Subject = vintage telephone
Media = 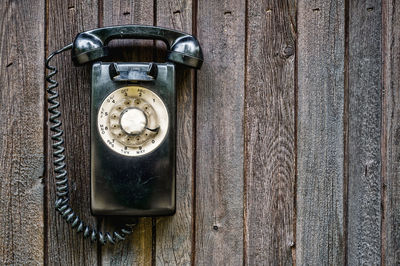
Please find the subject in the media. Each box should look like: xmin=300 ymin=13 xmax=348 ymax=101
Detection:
xmin=45 ymin=25 xmax=203 ymax=244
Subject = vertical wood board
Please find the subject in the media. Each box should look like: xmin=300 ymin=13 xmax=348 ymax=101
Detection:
xmin=382 ymin=0 xmax=400 ymax=264
xmin=245 ymin=0 xmax=296 ymax=265
xmin=195 ymin=0 xmax=246 ymax=264
xmin=347 ymin=1 xmax=382 ymax=264
xmin=296 ymin=0 xmax=346 ymax=264
xmin=0 ymin=0 xmax=45 ymax=265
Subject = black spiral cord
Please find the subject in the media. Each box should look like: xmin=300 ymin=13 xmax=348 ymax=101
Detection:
xmin=45 ymin=44 xmax=136 ymax=245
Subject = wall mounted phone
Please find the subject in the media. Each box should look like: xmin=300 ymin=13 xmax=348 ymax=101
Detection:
xmin=45 ymin=25 xmax=203 ymax=244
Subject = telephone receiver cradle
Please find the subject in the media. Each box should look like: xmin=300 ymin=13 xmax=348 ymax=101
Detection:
xmin=46 ymin=25 xmax=203 ymax=244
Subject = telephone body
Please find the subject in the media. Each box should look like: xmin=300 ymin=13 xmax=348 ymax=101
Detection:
xmin=71 ymin=26 xmax=203 ymax=217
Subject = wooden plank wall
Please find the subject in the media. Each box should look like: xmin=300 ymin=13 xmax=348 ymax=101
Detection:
xmin=1 ymin=0 xmax=399 ymax=265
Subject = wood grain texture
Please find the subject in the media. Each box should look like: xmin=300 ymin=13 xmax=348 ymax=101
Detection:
xmin=100 ymin=0 xmax=154 ymax=265
xmin=156 ymin=1 xmax=195 ymax=265
xmin=195 ymin=0 xmax=245 ymax=264
xmin=46 ymin=0 xmax=99 ymax=265
xmin=296 ymin=0 xmax=346 ymax=264
xmin=0 ymin=0 xmax=45 ymax=265
xmin=245 ymin=0 xmax=296 ymax=265
xmin=0 ymin=1 xmax=395 ymax=264
xmin=347 ymin=1 xmax=382 ymax=265
xmin=383 ymin=0 xmax=400 ymax=264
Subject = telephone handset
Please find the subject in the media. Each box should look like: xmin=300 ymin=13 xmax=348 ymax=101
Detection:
xmin=71 ymin=25 xmax=203 ymax=68
xmin=46 ymin=25 xmax=203 ymax=245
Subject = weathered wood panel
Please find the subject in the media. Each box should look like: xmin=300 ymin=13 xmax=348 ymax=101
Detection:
xmin=100 ymin=1 xmax=154 ymax=265
xmin=0 ymin=0 xmax=45 ymax=265
xmin=382 ymin=0 xmax=400 ymax=264
xmin=245 ymin=0 xmax=296 ymax=265
xmin=46 ymin=0 xmax=99 ymax=265
xmin=296 ymin=0 xmax=346 ymax=264
xmin=156 ymin=1 xmax=195 ymax=265
xmin=1 ymin=0 xmax=397 ymax=264
xmin=195 ymin=0 xmax=245 ymax=264
xmin=347 ymin=1 xmax=382 ymax=265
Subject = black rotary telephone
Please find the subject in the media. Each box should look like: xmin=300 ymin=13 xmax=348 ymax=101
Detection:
xmin=45 ymin=25 xmax=203 ymax=245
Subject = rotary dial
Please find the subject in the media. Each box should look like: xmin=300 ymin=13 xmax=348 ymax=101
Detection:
xmin=97 ymin=86 xmax=168 ymax=156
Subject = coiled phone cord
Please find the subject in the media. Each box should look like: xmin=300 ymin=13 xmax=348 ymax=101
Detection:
xmin=45 ymin=44 xmax=136 ymax=245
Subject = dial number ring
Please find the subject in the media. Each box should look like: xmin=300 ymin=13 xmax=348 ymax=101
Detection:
xmin=98 ymin=86 xmax=169 ymax=156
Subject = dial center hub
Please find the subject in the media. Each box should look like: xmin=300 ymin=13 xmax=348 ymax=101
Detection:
xmin=120 ymin=108 xmax=147 ymax=135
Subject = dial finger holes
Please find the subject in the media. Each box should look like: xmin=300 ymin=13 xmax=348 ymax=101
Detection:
xmin=143 ymin=104 xmax=153 ymax=117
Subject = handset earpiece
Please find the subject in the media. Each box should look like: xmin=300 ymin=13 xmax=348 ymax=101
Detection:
xmin=71 ymin=25 xmax=203 ymax=69
xmin=71 ymin=32 xmax=109 ymax=66
xmin=167 ymin=36 xmax=203 ymax=69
